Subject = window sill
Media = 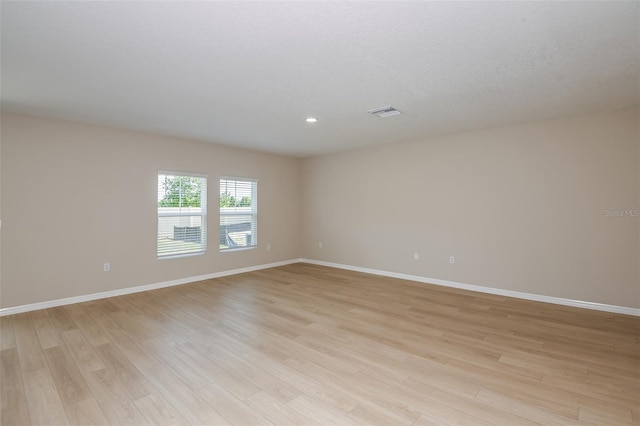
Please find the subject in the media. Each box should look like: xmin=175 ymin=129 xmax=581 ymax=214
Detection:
xmin=220 ymin=246 xmax=256 ymax=253
xmin=157 ymin=251 xmax=206 ymax=260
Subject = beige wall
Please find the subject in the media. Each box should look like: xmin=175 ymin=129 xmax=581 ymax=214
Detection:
xmin=0 ymin=114 xmax=301 ymax=308
xmin=2 ymin=109 xmax=638 ymax=310
xmin=0 ymin=116 xmax=3 ymax=294
xmin=302 ymin=108 xmax=640 ymax=309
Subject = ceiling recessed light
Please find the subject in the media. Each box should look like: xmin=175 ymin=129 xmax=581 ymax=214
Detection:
xmin=305 ymin=117 xmax=318 ymax=123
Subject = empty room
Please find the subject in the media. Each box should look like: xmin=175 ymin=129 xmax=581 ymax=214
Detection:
xmin=1 ymin=1 xmax=638 ymax=425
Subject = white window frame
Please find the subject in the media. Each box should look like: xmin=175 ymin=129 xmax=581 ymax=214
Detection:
xmin=219 ymin=177 xmax=257 ymax=251
xmin=157 ymin=171 xmax=207 ymax=258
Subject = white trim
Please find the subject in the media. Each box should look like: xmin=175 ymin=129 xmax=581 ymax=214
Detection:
xmin=299 ymin=259 xmax=640 ymax=317
xmin=220 ymin=176 xmax=258 ymax=183
xmin=159 ymin=170 xmax=208 ymax=179
xmin=220 ymin=246 xmax=257 ymax=253
xmin=0 ymin=259 xmax=301 ymax=317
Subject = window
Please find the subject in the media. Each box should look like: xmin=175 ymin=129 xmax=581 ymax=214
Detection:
xmin=220 ymin=177 xmax=257 ymax=250
xmin=157 ymin=171 xmax=207 ymax=258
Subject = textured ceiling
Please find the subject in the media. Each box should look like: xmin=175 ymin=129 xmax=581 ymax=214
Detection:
xmin=1 ymin=1 xmax=638 ymax=157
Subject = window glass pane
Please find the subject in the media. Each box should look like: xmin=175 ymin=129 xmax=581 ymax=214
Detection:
xmin=220 ymin=177 xmax=257 ymax=250
xmin=158 ymin=172 xmax=207 ymax=258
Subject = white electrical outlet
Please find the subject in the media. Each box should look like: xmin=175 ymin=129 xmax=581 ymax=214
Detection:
xmin=413 ymin=252 xmax=419 ymax=260
xmin=103 ymin=263 xmax=110 ymax=272
xmin=318 ymin=242 xmax=323 ymax=249
xmin=449 ymin=256 xmax=455 ymax=264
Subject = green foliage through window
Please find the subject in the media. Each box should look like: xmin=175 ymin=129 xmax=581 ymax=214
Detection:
xmin=220 ymin=192 xmax=251 ymax=207
xmin=158 ymin=176 xmax=202 ymax=208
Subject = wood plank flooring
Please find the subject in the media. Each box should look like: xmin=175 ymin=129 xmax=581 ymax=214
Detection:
xmin=1 ymin=263 xmax=638 ymax=425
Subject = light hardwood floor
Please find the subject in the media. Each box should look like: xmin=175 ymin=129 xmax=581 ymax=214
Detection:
xmin=1 ymin=263 xmax=638 ymax=425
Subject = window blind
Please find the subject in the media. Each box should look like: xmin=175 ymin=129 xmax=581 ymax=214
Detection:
xmin=220 ymin=177 xmax=257 ymax=250
xmin=157 ymin=171 xmax=207 ymax=258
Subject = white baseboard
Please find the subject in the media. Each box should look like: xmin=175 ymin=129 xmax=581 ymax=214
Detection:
xmin=0 ymin=259 xmax=301 ymax=317
xmin=3 ymin=257 xmax=638 ymax=317
xmin=299 ymin=258 xmax=640 ymax=317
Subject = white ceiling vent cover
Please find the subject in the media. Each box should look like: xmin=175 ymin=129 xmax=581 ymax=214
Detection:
xmin=367 ymin=105 xmax=402 ymax=118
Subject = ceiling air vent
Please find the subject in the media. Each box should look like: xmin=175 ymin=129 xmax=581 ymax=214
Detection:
xmin=367 ymin=105 xmax=402 ymax=118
